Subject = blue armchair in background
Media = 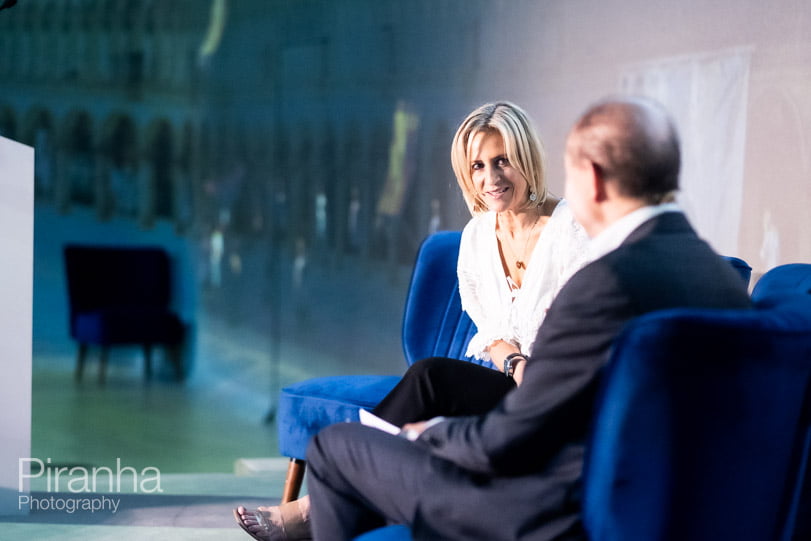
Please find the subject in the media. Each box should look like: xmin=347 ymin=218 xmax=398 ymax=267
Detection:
xmin=63 ymin=244 xmax=185 ymax=384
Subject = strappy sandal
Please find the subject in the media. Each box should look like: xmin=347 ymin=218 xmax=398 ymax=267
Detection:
xmin=233 ymin=507 xmax=268 ymax=541
xmin=233 ymin=504 xmax=312 ymax=541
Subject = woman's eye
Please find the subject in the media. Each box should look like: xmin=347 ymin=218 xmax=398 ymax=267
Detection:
xmin=471 ymin=162 xmax=483 ymax=171
xmin=497 ymin=157 xmax=509 ymax=167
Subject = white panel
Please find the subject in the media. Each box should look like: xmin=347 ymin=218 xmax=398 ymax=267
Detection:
xmin=0 ymin=136 xmax=34 ymax=516
xmin=620 ymin=48 xmax=752 ymax=256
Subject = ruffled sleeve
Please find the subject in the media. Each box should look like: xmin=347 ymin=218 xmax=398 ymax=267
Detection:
xmin=457 ymin=220 xmax=487 ymax=336
xmin=457 ymin=214 xmax=514 ymax=362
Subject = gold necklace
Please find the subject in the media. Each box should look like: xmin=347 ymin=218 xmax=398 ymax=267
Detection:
xmin=500 ymin=211 xmax=541 ymax=270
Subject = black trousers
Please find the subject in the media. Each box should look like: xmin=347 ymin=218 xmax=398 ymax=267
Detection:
xmin=307 ymin=423 xmax=584 ymax=541
xmin=371 ymin=357 xmax=516 ymax=426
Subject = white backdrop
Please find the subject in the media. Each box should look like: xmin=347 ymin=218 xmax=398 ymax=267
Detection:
xmin=620 ymin=48 xmax=752 ymax=257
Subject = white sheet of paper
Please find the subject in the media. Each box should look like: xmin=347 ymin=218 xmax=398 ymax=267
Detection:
xmin=358 ymin=408 xmax=400 ymax=435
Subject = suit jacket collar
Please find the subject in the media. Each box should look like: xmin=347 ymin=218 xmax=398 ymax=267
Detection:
xmin=622 ymin=209 xmax=694 ymax=246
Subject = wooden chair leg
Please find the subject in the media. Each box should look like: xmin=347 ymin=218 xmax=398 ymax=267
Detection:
xmin=98 ymin=346 xmax=109 ymax=384
xmin=75 ymin=343 xmax=88 ymax=382
xmin=282 ymin=458 xmax=306 ymax=504
xmin=143 ymin=343 xmax=153 ymax=380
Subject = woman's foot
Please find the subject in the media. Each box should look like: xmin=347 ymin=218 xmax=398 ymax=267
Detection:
xmin=233 ymin=496 xmax=311 ymax=540
xmin=233 ymin=506 xmax=281 ymax=541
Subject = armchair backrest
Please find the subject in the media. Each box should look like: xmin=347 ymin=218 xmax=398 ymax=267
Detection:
xmin=723 ymin=255 xmax=752 ymax=287
xmin=64 ymin=245 xmax=173 ymax=333
xmin=401 ymin=231 xmax=482 ymax=367
xmin=751 ymin=263 xmax=811 ymax=541
xmin=583 ymin=265 xmax=811 ymax=541
xmin=752 ymin=263 xmax=811 ymax=303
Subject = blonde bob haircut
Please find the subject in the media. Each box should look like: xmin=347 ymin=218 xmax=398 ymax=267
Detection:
xmin=451 ymin=101 xmax=548 ymax=215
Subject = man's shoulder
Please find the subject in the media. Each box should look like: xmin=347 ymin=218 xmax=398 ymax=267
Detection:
xmin=602 ymin=212 xmax=702 ymax=266
xmin=556 ymin=214 xmax=709 ymax=300
xmin=623 ymin=210 xmax=693 ymax=243
xmin=550 ymin=255 xmax=626 ymax=309
xmin=587 ymin=214 xmax=750 ymax=310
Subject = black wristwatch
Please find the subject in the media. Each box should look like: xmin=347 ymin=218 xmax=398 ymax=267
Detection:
xmin=503 ymin=353 xmax=527 ymax=379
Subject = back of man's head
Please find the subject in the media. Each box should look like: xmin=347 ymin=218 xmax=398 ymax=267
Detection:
xmin=569 ymin=96 xmax=680 ymax=204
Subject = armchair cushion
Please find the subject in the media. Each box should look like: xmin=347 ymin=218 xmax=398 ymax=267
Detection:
xmin=277 ymin=375 xmax=401 ymax=459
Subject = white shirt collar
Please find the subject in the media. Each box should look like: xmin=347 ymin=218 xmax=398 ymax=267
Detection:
xmin=588 ymin=202 xmax=682 ymax=260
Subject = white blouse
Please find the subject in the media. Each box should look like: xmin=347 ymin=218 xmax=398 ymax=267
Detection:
xmin=457 ymin=199 xmax=591 ymax=362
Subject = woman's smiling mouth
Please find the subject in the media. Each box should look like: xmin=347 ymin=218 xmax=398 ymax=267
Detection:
xmin=487 ymin=186 xmax=511 ymax=197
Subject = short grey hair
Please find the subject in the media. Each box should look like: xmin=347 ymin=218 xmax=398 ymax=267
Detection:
xmin=569 ymin=96 xmax=680 ymax=204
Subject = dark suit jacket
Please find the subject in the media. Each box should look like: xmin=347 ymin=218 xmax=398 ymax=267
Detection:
xmin=417 ymin=212 xmax=752 ymax=540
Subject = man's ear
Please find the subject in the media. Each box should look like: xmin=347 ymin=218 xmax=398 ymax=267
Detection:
xmin=589 ymin=162 xmax=609 ymax=203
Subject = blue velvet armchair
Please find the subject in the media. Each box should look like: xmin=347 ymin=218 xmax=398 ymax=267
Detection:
xmin=582 ymin=263 xmax=811 ymax=541
xmin=276 ymin=231 xmax=483 ymax=503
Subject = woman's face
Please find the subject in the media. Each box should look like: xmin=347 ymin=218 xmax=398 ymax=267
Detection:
xmin=469 ymin=130 xmax=530 ymax=213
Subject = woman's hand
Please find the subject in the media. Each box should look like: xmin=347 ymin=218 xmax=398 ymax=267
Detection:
xmin=488 ymin=340 xmax=527 ymax=386
xmin=488 ymin=340 xmax=519 ymax=372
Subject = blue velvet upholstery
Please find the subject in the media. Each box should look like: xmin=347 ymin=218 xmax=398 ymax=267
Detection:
xmin=749 ymin=263 xmax=811 ymax=541
xmin=277 ymin=375 xmax=401 ymax=459
xmin=724 ymin=255 xmax=752 ymax=287
xmin=751 ymin=262 xmax=811 ymax=303
xmin=352 ymin=525 xmax=411 ymax=541
xmin=63 ymin=244 xmax=185 ymax=382
xmin=400 ymin=231 xmax=482 ymax=367
xmin=277 ymin=231 xmax=481 ymax=464
xmin=582 ymin=264 xmax=811 ymax=541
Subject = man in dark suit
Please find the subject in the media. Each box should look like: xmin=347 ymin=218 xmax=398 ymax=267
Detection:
xmin=304 ymin=97 xmax=752 ymax=540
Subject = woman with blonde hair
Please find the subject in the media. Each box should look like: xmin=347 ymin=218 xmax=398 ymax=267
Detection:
xmin=372 ymin=101 xmax=589 ymax=425
xmin=235 ymin=101 xmax=590 ymax=540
